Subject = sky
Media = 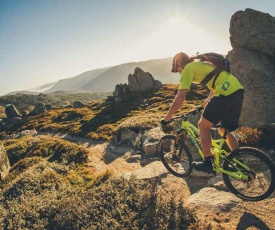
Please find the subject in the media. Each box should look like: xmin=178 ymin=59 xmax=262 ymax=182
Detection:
xmin=1 ymin=0 xmax=275 ymax=96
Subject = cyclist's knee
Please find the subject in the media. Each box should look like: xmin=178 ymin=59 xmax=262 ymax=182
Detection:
xmin=198 ymin=117 xmax=213 ymax=131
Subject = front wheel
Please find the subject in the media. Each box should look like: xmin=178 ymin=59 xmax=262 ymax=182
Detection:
xmin=223 ymin=147 xmax=275 ymax=201
xmin=159 ymin=135 xmax=193 ymax=177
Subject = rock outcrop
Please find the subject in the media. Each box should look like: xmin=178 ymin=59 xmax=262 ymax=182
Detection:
xmin=230 ymin=9 xmax=275 ymax=58
xmin=111 ymin=67 xmax=162 ymax=102
xmin=5 ymin=104 xmax=20 ymax=118
xmin=114 ymin=127 xmax=165 ymax=155
xmin=0 ymin=104 xmax=22 ymax=131
xmin=228 ymin=9 xmax=275 ymax=128
xmin=228 ymin=48 xmax=275 ymax=127
xmin=33 ymin=102 xmax=47 ymax=115
xmin=72 ymin=101 xmax=85 ymax=108
xmin=128 ymin=67 xmax=159 ymax=91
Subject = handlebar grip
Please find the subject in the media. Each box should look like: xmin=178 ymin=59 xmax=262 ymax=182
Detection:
xmin=160 ymin=119 xmax=171 ymax=125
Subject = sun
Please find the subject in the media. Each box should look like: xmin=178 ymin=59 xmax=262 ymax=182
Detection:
xmin=139 ymin=15 xmax=231 ymax=58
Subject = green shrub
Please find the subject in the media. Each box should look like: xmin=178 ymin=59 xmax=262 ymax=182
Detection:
xmin=235 ymin=127 xmax=263 ymax=147
xmin=3 ymin=136 xmax=89 ymax=166
xmin=0 ymin=177 xmax=199 ymax=229
xmin=2 ymin=161 xmax=70 ymax=199
xmin=3 ymin=139 xmax=28 ymax=165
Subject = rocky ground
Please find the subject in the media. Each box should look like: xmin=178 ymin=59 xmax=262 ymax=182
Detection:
xmin=77 ymin=139 xmax=275 ymax=230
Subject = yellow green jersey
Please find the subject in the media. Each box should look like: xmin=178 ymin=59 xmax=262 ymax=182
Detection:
xmin=179 ymin=61 xmax=244 ymax=96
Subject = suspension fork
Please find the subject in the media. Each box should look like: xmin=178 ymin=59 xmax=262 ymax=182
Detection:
xmin=173 ymin=131 xmax=186 ymax=157
xmin=177 ymin=128 xmax=187 ymax=141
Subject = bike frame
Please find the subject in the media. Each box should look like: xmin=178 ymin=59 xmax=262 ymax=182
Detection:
xmin=180 ymin=120 xmax=249 ymax=180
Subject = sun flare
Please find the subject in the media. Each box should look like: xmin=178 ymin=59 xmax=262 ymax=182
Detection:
xmin=140 ymin=15 xmax=230 ymax=58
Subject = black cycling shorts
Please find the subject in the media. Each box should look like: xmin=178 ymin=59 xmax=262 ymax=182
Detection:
xmin=202 ymin=89 xmax=244 ymax=131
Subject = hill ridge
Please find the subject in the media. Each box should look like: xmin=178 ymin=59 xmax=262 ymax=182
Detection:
xmin=8 ymin=57 xmax=176 ymax=95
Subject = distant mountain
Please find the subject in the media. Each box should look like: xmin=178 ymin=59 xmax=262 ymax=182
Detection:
xmin=45 ymin=67 xmax=111 ymax=93
xmin=28 ymin=82 xmax=57 ymax=93
xmin=9 ymin=57 xmax=179 ymax=95
xmin=45 ymin=57 xmax=178 ymax=93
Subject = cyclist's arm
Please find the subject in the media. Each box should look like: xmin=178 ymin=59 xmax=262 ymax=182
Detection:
xmin=164 ymin=89 xmax=187 ymax=121
xmin=203 ymin=90 xmax=215 ymax=107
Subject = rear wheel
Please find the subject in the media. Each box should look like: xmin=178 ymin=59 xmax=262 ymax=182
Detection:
xmin=223 ymin=147 xmax=275 ymax=201
xmin=159 ymin=135 xmax=193 ymax=177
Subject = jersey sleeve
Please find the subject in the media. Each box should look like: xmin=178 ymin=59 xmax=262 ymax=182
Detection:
xmin=178 ymin=64 xmax=194 ymax=90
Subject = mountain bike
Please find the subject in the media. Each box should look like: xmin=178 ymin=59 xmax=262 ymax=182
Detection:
xmin=159 ymin=107 xmax=275 ymax=201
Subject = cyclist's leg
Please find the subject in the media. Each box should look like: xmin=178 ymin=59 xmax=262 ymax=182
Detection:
xmin=193 ymin=96 xmax=227 ymax=173
xmin=218 ymin=128 xmax=239 ymax=151
xmin=193 ymin=118 xmax=214 ymax=173
xmin=198 ymin=116 xmax=213 ymax=157
xmin=194 ymin=117 xmax=215 ymax=172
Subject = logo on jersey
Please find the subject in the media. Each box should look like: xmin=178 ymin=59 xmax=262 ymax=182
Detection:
xmin=221 ymin=82 xmax=230 ymax=91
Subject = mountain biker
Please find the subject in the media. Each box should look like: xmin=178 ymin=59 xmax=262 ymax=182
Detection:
xmin=162 ymin=52 xmax=244 ymax=173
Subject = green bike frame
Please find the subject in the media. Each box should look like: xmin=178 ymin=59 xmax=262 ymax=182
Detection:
xmin=181 ymin=120 xmax=250 ymax=181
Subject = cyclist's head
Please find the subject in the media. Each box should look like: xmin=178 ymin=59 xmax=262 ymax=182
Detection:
xmin=171 ymin=52 xmax=191 ymax=73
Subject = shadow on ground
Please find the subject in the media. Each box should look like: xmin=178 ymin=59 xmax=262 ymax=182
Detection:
xmin=237 ymin=212 xmax=270 ymax=230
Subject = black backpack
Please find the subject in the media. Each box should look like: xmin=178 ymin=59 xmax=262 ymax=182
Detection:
xmin=194 ymin=53 xmax=230 ymax=88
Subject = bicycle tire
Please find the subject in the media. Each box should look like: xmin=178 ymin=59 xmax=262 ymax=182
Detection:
xmin=223 ymin=147 xmax=275 ymax=201
xmin=159 ymin=135 xmax=193 ymax=177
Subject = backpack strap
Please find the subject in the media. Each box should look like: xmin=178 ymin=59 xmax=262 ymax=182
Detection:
xmin=200 ymin=68 xmax=221 ymax=88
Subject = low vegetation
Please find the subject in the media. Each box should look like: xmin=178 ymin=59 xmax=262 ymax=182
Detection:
xmin=0 ymin=84 xmax=209 ymax=229
xmin=0 ymin=135 xmax=203 ymax=229
xmin=4 ymin=84 xmax=207 ymax=141
xmin=2 ymin=84 xmax=271 ymax=147
xmin=0 ymin=175 xmax=201 ymax=229
xmin=0 ymin=106 xmax=5 ymax=119
xmin=0 ymin=83 xmax=273 ymax=229
xmin=0 ymin=92 xmax=111 ymax=116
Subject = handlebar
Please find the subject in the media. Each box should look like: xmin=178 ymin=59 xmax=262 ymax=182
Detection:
xmin=160 ymin=106 xmax=203 ymax=133
xmin=169 ymin=106 xmax=204 ymax=122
